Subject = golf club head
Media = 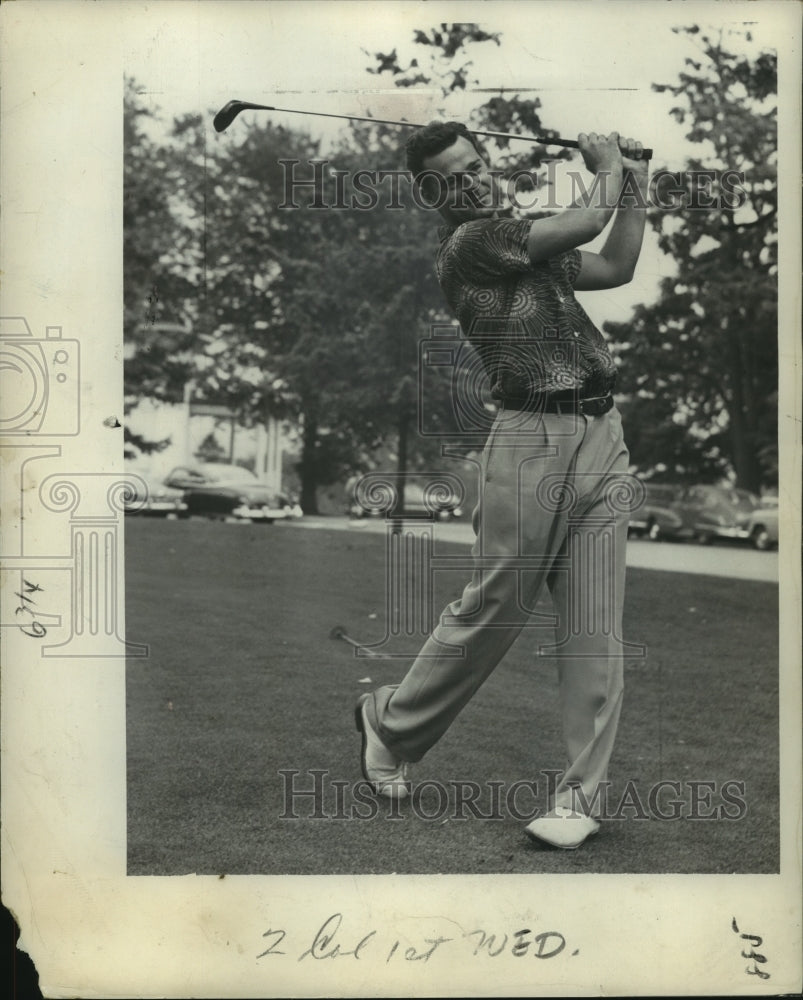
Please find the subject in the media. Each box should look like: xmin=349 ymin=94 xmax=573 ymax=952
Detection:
xmin=213 ymin=100 xmax=275 ymax=133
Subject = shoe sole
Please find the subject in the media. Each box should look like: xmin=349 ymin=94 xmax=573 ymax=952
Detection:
xmin=354 ymin=695 xmax=371 ymax=784
xmin=354 ymin=695 xmax=410 ymax=800
xmin=524 ymin=823 xmax=600 ymax=851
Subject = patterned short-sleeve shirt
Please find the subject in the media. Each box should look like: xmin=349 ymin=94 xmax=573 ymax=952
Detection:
xmin=436 ymin=218 xmax=617 ymax=399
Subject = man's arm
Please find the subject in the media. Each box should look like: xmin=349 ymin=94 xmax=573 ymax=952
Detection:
xmin=527 ymin=132 xmax=624 ymax=264
xmin=573 ymin=152 xmax=649 ymax=291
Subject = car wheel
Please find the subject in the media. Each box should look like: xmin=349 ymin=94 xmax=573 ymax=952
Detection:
xmin=751 ymin=526 xmax=771 ymax=551
xmin=696 ymin=531 xmax=714 ymax=546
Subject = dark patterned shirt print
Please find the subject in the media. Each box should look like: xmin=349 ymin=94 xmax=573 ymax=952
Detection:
xmin=436 ymin=218 xmax=617 ymax=399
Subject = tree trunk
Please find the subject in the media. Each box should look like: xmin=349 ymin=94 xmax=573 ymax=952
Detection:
xmin=298 ymin=412 xmax=320 ymax=514
xmin=723 ymin=317 xmax=763 ymax=493
xmin=719 ymin=229 xmax=766 ymax=494
xmin=728 ymin=409 xmax=762 ymax=493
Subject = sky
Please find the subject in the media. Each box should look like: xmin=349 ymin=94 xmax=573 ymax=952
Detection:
xmin=120 ymin=0 xmax=790 ymax=332
xmin=125 ymin=1 xmax=780 ymax=149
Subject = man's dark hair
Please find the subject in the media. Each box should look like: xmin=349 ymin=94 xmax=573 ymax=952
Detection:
xmin=405 ymin=121 xmax=486 ymax=182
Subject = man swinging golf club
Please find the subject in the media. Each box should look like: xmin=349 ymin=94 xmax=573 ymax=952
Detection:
xmin=356 ymin=123 xmax=649 ymax=849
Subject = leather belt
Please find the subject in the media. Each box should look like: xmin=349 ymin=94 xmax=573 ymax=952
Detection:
xmin=501 ymin=393 xmax=614 ymax=417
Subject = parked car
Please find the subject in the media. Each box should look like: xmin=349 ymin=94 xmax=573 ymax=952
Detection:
xmin=348 ymin=481 xmax=464 ymax=521
xmin=165 ymin=463 xmax=301 ymax=523
xmin=628 ymin=483 xmax=684 ymax=540
xmin=123 ymin=465 xmax=187 ymax=517
xmin=739 ymin=504 xmax=779 ymax=550
xmin=646 ymin=483 xmax=777 ymax=548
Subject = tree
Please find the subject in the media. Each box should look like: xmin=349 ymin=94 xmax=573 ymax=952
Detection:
xmin=269 ymin=122 xmax=455 ymax=511
xmin=604 ymin=27 xmax=777 ymax=490
xmin=123 ymin=79 xmax=200 ymax=454
xmin=124 ymin=102 xmax=457 ymax=511
xmin=366 ymin=24 xmax=502 ymax=94
xmin=123 ymin=24 xmax=585 ymax=508
xmin=367 ymin=22 xmax=573 ymax=182
xmin=124 ymin=95 xmax=320 ymax=467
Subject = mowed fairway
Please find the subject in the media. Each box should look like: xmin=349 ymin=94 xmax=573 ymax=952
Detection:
xmin=125 ymin=517 xmax=779 ymax=875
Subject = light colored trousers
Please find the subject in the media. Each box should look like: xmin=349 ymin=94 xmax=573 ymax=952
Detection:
xmin=364 ymin=406 xmax=631 ymax=814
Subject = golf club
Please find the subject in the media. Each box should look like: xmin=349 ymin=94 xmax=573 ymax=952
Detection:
xmin=213 ymin=99 xmax=653 ymax=160
xmin=330 ymin=624 xmax=390 ymax=659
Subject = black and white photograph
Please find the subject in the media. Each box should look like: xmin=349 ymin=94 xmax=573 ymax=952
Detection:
xmin=1 ymin=2 xmax=801 ymax=997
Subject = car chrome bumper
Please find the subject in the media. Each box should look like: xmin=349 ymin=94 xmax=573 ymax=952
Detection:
xmin=126 ymin=500 xmax=187 ymax=514
xmin=232 ymin=504 xmax=294 ymax=520
xmin=704 ymin=525 xmax=752 ymax=540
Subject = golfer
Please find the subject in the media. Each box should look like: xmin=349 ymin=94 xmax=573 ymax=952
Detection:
xmin=356 ymin=123 xmax=649 ymax=849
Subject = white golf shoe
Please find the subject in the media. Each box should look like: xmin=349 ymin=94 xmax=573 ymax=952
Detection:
xmin=355 ymin=695 xmax=410 ymax=800
xmin=525 ymin=805 xmax=600 ymax=850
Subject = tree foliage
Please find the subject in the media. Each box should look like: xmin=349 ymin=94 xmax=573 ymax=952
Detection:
xmin=124 ymin=23 xmax=779 ymax=508
xmin=366 ymin=23 xmax=501 ymax=93
xmin=367 ymin=22 xmax=571 ymax=178
xmin=124 ymin=85 xmax=459 ymax=510
xmin=123 ymin=79 xmax=200 ymax=454
xmin=604 ymin=27 xmax=777 ymax=490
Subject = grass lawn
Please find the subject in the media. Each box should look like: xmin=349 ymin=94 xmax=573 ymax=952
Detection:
xmin=125 ymin=517 xmax=779 ymax=875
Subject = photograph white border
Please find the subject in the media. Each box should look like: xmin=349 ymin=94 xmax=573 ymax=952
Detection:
xmin=1 ymin=2 xmax=800 ymax=996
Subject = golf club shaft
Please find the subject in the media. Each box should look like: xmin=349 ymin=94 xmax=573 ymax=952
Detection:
xmin=340 ymin=635 xmax=383 ymax=658
xmin=213 ymin=100 xmax=653 ymax=160
xmin=331 ymin=624 xmax=384 ymax=658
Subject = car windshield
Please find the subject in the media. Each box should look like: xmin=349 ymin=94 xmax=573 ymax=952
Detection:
xmin=693 ymin=487 xmax=759 ymax=510
xmin=728 ymin=489 xmax=761 ymax=510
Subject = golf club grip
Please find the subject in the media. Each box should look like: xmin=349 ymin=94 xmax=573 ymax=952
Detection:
xmin=565 ymin=137 xmax=654 ymax=161
xmin=474 ymin=129 xmax=653 ymax=161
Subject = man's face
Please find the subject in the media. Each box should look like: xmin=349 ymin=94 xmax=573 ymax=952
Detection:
xmin=420 ymin=135 xmax=502 ymax=225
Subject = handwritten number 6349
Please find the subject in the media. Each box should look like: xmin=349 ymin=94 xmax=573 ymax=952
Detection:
xmin=15 ymin=579 xmax=47 ymax=638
